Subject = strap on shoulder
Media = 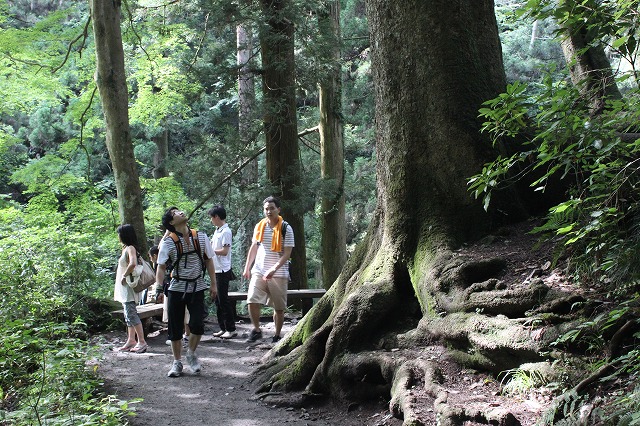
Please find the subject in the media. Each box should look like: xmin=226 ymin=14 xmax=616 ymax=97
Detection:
xmin=169 ymin=232 xmax=183 ymax=255
xmin=190 ymin=229 xmax=201 ymax=253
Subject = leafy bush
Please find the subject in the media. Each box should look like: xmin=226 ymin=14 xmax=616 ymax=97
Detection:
xmin=0 ymin=319 xmax=133 ymax=425
xmin=0 ymin=176 xmax=145 ymax=423
xmin=470 ymin=71 xmax=640 ymax=293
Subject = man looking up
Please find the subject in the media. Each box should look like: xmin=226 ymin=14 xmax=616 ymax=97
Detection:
xmin=242 ymin=196 xmax=295 ymax=343
xmin=156 ymin=207 xmax=217 ymax=377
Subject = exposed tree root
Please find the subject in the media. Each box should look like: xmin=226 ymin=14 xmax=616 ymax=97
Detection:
xmin=389 ymin=359 xmax=443 ymax=426
xmin=251 ymin=323 xmax=333 ymax=393
xmin=250 ymin=226 xmax=588 ymax=425
xmin=434 ymin=390 xmax=521 ymax=426
xmin=252 ymin=390 xmax=322 ymax=409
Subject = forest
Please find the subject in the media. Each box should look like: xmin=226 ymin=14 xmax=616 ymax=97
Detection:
xmin=0 ymin=0 xmax=639 ymax=425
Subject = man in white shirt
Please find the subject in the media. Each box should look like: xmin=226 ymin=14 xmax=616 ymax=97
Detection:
xmin=208 ymin=205 xmax=237 ymax=339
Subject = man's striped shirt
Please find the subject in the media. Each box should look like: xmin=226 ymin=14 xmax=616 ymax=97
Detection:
xmin=251 ymin=221 xmax=295 ymax=278
xmin=158 ymin=230 xmax=214 ymax=293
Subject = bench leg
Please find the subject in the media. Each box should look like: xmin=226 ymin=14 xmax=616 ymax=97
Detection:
xmin=142 ymin=317 xmax=154 ymax=336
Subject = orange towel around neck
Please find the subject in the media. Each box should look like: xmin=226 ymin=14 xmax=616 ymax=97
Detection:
xmin=254 ymin=216 xmax=284 ymax=252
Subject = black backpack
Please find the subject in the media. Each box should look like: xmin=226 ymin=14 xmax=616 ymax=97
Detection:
xmin=168 ymin=229 xmax=206 ymax=282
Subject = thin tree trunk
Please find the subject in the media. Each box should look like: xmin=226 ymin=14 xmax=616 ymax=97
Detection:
xmin=318 ymin=0 xmax=347 ymax=289
xmin=237 ymin=18 xmax=261 ymax=271
xmin=90 ymin=0 xmax=147 ymax=253
xmin=152 ymin=128 xmax=169 ymax=179
xmin=259 ymin=0 xmax=308 ymax=291
xmin=238 ymin=23 xmax=256 ymax=148
xmin=529 ymin=19 xmax=538 ymax=51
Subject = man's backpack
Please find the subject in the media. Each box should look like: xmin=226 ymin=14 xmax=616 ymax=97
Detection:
xmin=168 ymin=229 xmax=206 ymax=282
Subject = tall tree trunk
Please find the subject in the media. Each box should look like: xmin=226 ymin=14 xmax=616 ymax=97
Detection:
xmin=318 ymin=0 xmax=347 ymax=289
xmin=152 ymin=128 xmax=169 ymax=179
xmin=90 ymin=0 xmax=147 ymax=253
xmin=259 ymin=0 xmax=307 ymax=291
xmin=252 ymin=1 xmax=539 ymax=423
xmin=237 ymin=18 xmax=261 ymax=265
xmin=238 ymin=23 xmax=256 ymax=148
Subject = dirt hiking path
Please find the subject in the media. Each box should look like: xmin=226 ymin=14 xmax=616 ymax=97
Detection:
xmin=97 ymin=317 xmax=401 ymax=426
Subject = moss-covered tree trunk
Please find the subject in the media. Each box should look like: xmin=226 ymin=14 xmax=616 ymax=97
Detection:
xmin=90 ymin=0 xmax=147 ymax=252
xmin=259 ymin=0 xmax=307 ymax=291
xmin=251 ymin=1 xmax=552 ymax=424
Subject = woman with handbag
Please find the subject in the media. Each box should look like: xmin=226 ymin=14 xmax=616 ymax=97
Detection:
xmin=114 ymin=224 xmax=148 ymax=353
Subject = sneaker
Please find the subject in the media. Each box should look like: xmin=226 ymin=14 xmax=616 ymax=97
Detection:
xmin=167 ymin=360 xmax=183 ymax=377
xmin=271 ymin=335 xmax=281 ymax=343
xmin=186 ymin=350 xmax=202 ymax=374
xmin=246 ymin=329 xmax=262 ymax=343
xmin=213 ymin=330 xmax=225 ymax=337
xmin=221 ymin=331 xmax=237 ymax=339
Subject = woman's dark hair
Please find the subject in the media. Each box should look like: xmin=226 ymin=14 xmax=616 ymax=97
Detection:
xmin=117 ymin=224 xmax=140 ymax=252
xmin=207 ymin=205 xmax=226 ymax=220
xmin=161 ymin=206 xmax=178 ymax=233
xmin=149 ymin=245 xmax=159 ymax=256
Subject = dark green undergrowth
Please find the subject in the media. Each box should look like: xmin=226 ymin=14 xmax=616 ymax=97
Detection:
xmin=0 ymin=318 xmax=135 ymax=425
xmin=0 ymin=191 xmax=144 ymax=424
xmin=470 ymin=2 xmax=640 ymax=424
xmin=540 ymin=296 xmax=640 ymax=425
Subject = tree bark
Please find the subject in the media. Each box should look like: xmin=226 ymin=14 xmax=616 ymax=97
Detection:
xmin=152 ymin=128 xmax=169 ymax=179
xmin=90 ymin=0 xmax=147 ymax=252
xmin=318 ymin=0 xmax=347 ymax=289
xmin=252 ymin=1 xmax=542 ymax=422
xmin=259 ymin=0 xmax=308 ymax=291
xmin=559 ymin=0 xmax=622 ymax=114
xmin=238 ymin=22 xmax=256 ymax=148
xmin=237 ymin=18 xmax=261 ymax=262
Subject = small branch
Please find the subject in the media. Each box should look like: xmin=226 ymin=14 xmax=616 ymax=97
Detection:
xmin=52 ymin=15 xmax=92 ymax=74
xmin=188 ymin=146 xmax=266 ymax=219
xmin=298 ymin=126 xmax=318 ymax=137
xmin=617 ymin=132 xmax=640 ymax=142
xmin=188 ymin=12 xmax=210 ymax=72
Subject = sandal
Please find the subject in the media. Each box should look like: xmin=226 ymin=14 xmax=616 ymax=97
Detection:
xmin=130 ymin=343 xmax=148 ymax=354
xmin=117 ymin=342 xmax=136 ymax=352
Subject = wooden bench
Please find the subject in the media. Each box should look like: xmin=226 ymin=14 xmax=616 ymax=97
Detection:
xmin=111 ymin=303 xmax=164 ymax=335
xmin=228 ymin=288 xmax=326 ymax=314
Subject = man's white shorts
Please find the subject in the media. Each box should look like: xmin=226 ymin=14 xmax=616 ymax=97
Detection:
xmin=247 ymin=273 xmax=288 ymax=310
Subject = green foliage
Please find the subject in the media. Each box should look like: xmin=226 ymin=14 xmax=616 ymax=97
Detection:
xmin=542 ymin=297 xmax=640 ymax=425
xmin=495 ymin=3 xmax=565 ymax=84
xmin=520 ymin=0 xmax=640 ymax=70
xmin=0 ymin=320 xmax=133 ymax=425
xmin=499 ymin=367 xmax=547 ymax=396
xmin=470 ymin=58 xmax=640 ymax=291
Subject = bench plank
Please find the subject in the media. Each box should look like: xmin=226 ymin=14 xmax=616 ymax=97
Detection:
xmin=111 ymin=303 xmax=163 ymax=320
xmin=228 ymin=288 xmax=326 ymax=315
xmin=228 ymin=288 xmax=326 ymax=301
